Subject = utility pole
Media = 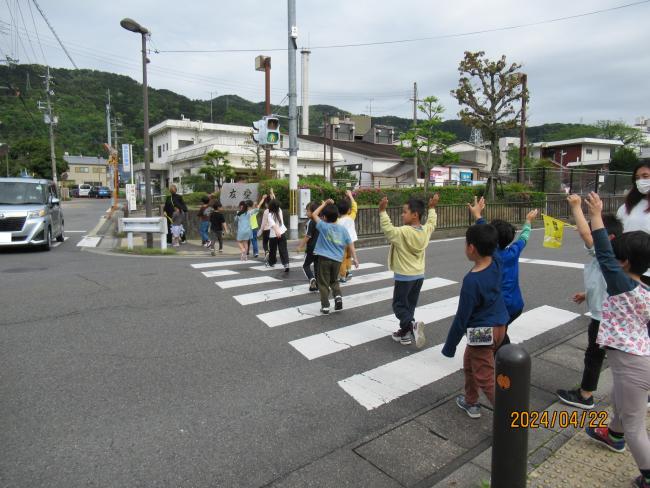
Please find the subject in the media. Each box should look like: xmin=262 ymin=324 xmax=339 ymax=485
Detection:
xmin=518 ymin=73 xmax=527 ymax=183
xmin=322 ymin=114 xmax=327 ymax=178
xmin=287 ymin=0 xmax=299 ymax=239
xmin=41 ymin=67 xmax=57 ymax=186
xmin=264 ymin=58 xmax=271 ymax=174
xmin=410 ymin=82 xmax=418 ymax=186
xmin=329 ymin=119 xmax=334 ymax=183
xmin=106 ymin=89 xmax=112 ymax=148
xmin=209 ymin=90 xmax=217 ymax=123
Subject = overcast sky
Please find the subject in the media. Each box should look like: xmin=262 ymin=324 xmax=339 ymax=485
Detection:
xmin=1 ymin=0 xmax=648 ymax=127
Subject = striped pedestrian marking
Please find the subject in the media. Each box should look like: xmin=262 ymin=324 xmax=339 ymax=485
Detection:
xmin=234 ymin=267 xmax=390 ymax=305
xmin=215 ymin=276 xmax=281 ymax=289
xmin=338 ymin=305 xmax=580 ymax=410
xmin=256 ymin=277 xmax=456 ymax=328
xmin=51 ymin=236 xmax=70 ymax=248
xmin=202 ymin=269 xmax=239 ymax=278
xmin=191 ymin=255 xmax=302 ymax=270
xmin=247 ymin=258 xmax=382 ymax=273
xmin=290 ymin=296 xmax=460 ymax=360
xmin=519 ymin=258 xmax=584 ymax=269
xmin=76 ymin=236 xmax=101 ymax=248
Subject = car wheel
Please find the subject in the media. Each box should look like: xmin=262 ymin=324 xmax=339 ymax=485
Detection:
xmin=56 ymin=221 xmax=65 ymax=242
xmin=41 ymin=227 xmax=52 ymax=251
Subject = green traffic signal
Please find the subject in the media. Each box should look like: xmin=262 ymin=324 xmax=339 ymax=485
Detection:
xmin=267 ymin=132 xmax=279 ymax=144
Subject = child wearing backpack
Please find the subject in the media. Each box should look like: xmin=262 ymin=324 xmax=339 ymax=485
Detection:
xmin=296 ymin=202 xmax=320 ymax=291
xmin=467 ymin=196 xmax=538 ymax=344
xmin=557 ymin=194 xmax=623 ymax=409
xmin=209 ymin=201 xmax=229 ymax=255
xmin=581 ymin=192 xmax=650 ymax=488
xmin=337 ymin=190 xmax=358 ymax=283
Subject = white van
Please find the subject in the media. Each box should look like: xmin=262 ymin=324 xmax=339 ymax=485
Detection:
xmin=78 ymin=184 xmax=92 ymax=197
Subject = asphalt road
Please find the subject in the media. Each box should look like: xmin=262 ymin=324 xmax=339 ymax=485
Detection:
xmin=0 ymin=202 xmax=590 ymax=487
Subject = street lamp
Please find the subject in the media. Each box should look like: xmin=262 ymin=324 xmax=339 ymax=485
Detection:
xmin=120 ymin=17 xmax=153 ymax=247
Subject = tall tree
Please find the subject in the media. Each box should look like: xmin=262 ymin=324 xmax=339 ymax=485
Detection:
xmin=609 ymin=146 xmax=639 ymax=173
xmin=595 ymin=120 xmax=645 ymax=146
xmin=201 ymin=149 xmax=235 ymax=191
xmin=397 ymin=96 xmax=458 ymax=193
xmin=451 ymin=51 xmax=526 ymax=199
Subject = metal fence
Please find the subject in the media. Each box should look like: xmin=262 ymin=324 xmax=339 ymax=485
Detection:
xmin=500 ymin=168 xmax=632 ymax=195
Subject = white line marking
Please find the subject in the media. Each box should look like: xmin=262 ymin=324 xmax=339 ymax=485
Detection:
xmin=215 ymin=276 xmax=281 ymax=289
xmin=76 ymin=236 xmax=101 ymax=248
xmin=356 ymin=236 xmax=466 ymax=252
xmin=290 ymin=296 xmax=460 ymax=360
xmin=339 ymin=305 xmax=580 ymax=410
xmin=234 ymin=267 xmax=390 ymax=305
xmin=519 ymin=258 xmax=584 ymax=269
xmin=65 ymin=231 xmax=87 ymax=233
xmin=51 ymin=236 xmax=70 ymax=248
xmin=202 ymin=270 xmax=239 ymax=278
xmin=191 ymin=255 xmax=302 ymax=269
xmin=256 ymin=277 xmax=456 ymax=328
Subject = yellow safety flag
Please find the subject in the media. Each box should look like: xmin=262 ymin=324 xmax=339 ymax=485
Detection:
xmin=542 ymin=214 xmax=565 ymax=248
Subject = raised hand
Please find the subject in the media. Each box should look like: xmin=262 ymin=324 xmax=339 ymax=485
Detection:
xmin=429 ymin=193 xmax=440 ymax=208
xmin=378 ymin=196 xmax=389 ymax=212
xmin=526 ymin=209 xmax=539 ymax=222
xmin=566 ymin=194 xmax=581 ymax=208
xmin=467 ymin=196 xmax=485 ymax=220
xmin=585 ymin=192 xmax=603 ymax=216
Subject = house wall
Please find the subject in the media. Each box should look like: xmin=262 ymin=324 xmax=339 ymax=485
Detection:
xmin=65 ymin=164 xmax=108 ymax=186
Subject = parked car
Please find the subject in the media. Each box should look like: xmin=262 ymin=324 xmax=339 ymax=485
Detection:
xmin=69 ymin=185 xmax=80 ymax=198
xmin=89 ymin=186 xmax=111 ymax=198
xmin=0 ymin=177 xmax=65 ymax=250
xmin=78 ymin=184 xmax=92 ymax=197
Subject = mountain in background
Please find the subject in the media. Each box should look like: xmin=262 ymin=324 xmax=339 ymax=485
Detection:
xmin=1 ymin=64 xmax=602 ymax=169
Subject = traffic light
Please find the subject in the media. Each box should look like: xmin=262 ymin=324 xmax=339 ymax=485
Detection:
xmin=264 ymin=116 xmax=280 ymax=145
xmin=252 ymin=119 xmax=265 ymax=144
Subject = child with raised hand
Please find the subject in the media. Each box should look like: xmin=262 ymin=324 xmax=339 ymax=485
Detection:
xmin=581 ymin=192 xmax=650 ymax=488
xmin=312 ymin=199 xmax=359 ymax=314
xmin=296 ymin=202 xmax=320 ymax=291
xmin=337 ymin=190 xmax=358 ymax=283
xmin=380 ymin=193 xmax=439 ymax=348
xmin=441 ymin=222 xmax=509 ymax=419
xmin=234 ymin=194 xmax=265 ymax=261
xmin=557 ymin=194 xmax=622 ymax=410
xmin=467 ymin=196 xmax=538 ymax=344
xmin=209 ymin=201 xmax=229 ymax=255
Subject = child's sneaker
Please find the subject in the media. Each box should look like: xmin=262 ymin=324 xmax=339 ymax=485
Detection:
xmin=254 ymin=254 xmax=259 ymax=258
xmin=211 ymin=249 xmax=216 ymax=256
xmin=585 ymin=426 xmax=625 ymax=453
xmin=346 ymin=270 xmax=352 ymax=280
xmin=339 ymin=276 xmax=347 ymax=283
xmin=556 ymin=389 xmax=594 ymax=410
xmin=321 ymin=306 xmax=330 ymax=315
xmin=309 ymin=278 xmax=318 ymax=292
xmin=456 ymin=395 xmax=481 ymax=419
xmin=412 ymin=321 xmax=425 ymax=348
xmin=284 ymin=266 xmax=290 ymax=273
xmin=334 ymin=296 xmax=343 ymax=311
xmin=392 ymin=329 xmax=413 ymax=345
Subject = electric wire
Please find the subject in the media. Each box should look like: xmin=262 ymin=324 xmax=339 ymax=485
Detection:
xmin=26 ymin=0 xmax=46 ymax=64
xmin=30 ymin=0 xmax=77 ymax=68
xmin=4 ymin=0 xmax=32 ymax=63
xmin=156 ymin=0 xmax=650 ymax=53
xmin=16 ymin=0 xmax=39 ymax=64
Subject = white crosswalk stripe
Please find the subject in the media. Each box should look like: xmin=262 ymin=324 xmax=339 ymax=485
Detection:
xmin=338 ymin=305 xmax=580 ymax=410
xmin=191 ymin=255 xmax=302 ymax=269
xmin=76 ymin=236 xmax=101 ymax=248
xmin=290 ymin=296 xmax=460 ymax=360
xmin=215 ymin=276 xmax=281 ymax=289
xmin=234 ymin=267 xmax=391 ymax=305
xmin=247 ymin=259 xmax=384 ymax=272
xmin=202 ymin=270 xmax=239 ymax=278
xmin=519 ymin=258 xmax=584 ymax=269
xmin=256 ymin=277 xmax=456 ymax=328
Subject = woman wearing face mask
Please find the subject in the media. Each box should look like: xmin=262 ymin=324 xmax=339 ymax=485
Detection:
xmin=616 ymin=162 xmax=650 ymax=234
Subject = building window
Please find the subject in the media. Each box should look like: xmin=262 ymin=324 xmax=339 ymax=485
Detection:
xmin=75 ymin=166 xmax=90 ymax=173
xmin=586 ymin=148 xmax=593 ymax=155
xmin=178 ymin=140 xmax=193 ymax=148
xmin=157 ymin=145 xmax=162 ymax=158
xmin=93 ymin=167 xmax=103 ymax=173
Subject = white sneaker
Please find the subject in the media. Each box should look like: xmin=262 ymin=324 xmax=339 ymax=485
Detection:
xmin=412 ymin=321 xmax=426 ymax=348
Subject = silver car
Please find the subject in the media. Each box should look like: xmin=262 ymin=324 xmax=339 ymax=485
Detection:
xmin=0 ymin=178 xmax=65 ymax=250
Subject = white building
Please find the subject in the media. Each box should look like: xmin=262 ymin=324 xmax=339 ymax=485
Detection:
xmin=134 ymin=118 xmax=342 ymax=192
xmin=530 ymin=138 xmax=623 ymax=168
xmin=634 ymin=116 xmax=650 ymax=144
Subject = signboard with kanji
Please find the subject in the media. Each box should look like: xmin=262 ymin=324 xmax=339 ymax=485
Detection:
xmin=220 ymin=183 xmax=259 ymax=208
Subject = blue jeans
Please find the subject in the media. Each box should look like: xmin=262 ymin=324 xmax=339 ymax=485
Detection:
xmin=199 ymin=221 xmax=210 ymax=243
xmin=250 ymin=227 xmax=259 ymax=255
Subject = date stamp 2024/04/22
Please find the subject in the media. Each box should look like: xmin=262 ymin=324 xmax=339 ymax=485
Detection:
xmin=510 ymin=410 xmax=608 ymax=429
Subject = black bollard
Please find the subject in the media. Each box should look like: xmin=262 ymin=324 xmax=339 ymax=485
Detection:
xmin=491 ymin=344 xmax=531 ymax=488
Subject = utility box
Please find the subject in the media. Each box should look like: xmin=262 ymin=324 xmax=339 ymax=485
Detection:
xmin=298 ymin=188 xmax=311 ymax=219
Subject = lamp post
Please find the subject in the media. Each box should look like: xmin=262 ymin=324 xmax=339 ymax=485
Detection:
xmin=120 ymin=17 xmax=153 ymax=248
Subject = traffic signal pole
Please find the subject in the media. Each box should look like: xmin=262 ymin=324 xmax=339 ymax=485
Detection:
xmin=287 ymin=0 xmax=299 ymax=239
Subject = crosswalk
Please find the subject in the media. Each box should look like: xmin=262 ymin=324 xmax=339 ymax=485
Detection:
xmin=188 ymin=255 xmax=582 ymax=411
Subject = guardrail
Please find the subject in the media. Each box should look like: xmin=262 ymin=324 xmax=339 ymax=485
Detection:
xmin=118 ymin=217 xmax=168 ymax=250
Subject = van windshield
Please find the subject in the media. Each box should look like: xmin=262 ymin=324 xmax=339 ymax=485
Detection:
xmin=0 ymin=182 xmax=48 ymax=205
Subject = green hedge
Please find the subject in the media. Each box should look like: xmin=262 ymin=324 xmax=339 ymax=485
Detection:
xmin=179 ymin=182 xmax=545 ymax=208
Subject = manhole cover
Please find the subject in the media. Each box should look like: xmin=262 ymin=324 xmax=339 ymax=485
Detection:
xmin=3 ymin=267 xmax=48 ymax=273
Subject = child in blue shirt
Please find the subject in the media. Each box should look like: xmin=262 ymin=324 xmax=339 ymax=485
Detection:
xmin=442 ymin=223 xmax=509 ymax=419
xmin=311 ymin=199 xmax=359 ymax=314
xmin=468 ymin=196 xmax=538 ymax=345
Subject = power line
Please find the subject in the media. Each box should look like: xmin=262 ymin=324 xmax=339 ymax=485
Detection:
xmin=157 ymin=0 xmax=650 ymax=53
xmin=16 ymin=0 xmax=39 ymax=64
xmin=30 ymin=0 xmax=77 ymax=68
xmin=26 ymin=0 xmax=47 ymax=64
xmin=4 ymin=0 xmax=32 ymax=63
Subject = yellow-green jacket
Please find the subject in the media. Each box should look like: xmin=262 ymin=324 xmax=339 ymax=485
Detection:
xmin=380 ymin=209 xmax=437 ymax=276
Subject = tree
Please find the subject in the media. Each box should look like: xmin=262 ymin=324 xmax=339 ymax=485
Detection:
xmin=595 ymin=120 xmax=645 ymax=146
xmin=333 ymin=168 xmax=358 ymax=188
xmin=451 ymin=51 xmax=526 ymax=199
xmin=201 ymin=149 xmax=235 ymax=191
xmin=8 ymin=138 xmax=67 ymax=179
xmin=505 ymin=144 xmax=536 ymax=180
xmin=397 ymin=96 xmax=459 ymax=193
xmin=181 ymin=174 xmax=213 ymax=193
xmin=609 ymin=146 xmax=639 ymax=173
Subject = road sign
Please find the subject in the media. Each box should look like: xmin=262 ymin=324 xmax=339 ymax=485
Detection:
xmin=298 ymin=188 xmax=311 ymax=218
xmin=126 ymin=183 xmax=136 ymax=212
xmin=122 ymin=144 xmax=130 ymax=172
xmin=220 ymin=183 xmax=259 ymax=208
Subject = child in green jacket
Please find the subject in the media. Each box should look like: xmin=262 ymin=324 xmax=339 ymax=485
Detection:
xmin=380 ymin=193 xmax=439 ymax=347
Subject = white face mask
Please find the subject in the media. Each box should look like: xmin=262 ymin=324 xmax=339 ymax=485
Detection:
xmin=636 ymin=178 xmax=650 ymax=195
